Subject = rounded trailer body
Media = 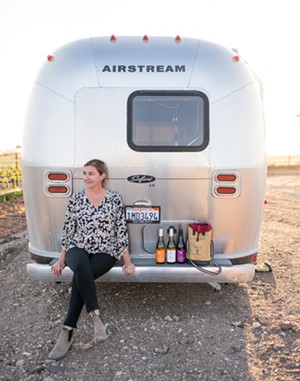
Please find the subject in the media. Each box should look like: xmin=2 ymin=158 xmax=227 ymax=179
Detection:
xmin=22 ymin=36 xmax=266 ymax=284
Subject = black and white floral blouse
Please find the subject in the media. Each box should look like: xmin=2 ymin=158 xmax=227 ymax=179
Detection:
xmin=61 ymin=190 xmax=129 ymax=260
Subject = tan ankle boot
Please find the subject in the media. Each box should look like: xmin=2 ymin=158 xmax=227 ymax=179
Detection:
xmin=48 ymin=328 xmax=73 ymax=360
xmin=92 ymin=315 xmax=110 ymax=343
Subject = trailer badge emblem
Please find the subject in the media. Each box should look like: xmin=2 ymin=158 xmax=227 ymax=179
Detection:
xmin=127 ymin=175 xmax=155 ymax=184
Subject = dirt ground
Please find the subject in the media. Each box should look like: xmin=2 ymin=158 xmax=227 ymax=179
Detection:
xmin=0 ymin=169 xmax=299 ymax=381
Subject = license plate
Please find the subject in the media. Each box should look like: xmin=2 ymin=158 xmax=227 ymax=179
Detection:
xmin=125 ymin=206 xmax=160 ymax=223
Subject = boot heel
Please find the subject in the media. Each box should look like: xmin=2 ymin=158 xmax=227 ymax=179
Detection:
xmin=92 ymin=315 xmax=110 ymax=343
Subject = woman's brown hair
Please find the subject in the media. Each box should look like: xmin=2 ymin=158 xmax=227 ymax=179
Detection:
xmin=84 ymin=159 xmax=108 ymax=186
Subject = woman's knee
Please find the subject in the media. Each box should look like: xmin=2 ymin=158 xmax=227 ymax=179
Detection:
xmin=90 ymin=253 xmax=116 ymax=278
xmin=66 ymin=248 xmax=90 ymax=273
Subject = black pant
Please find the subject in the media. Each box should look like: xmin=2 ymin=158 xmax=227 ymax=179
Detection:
xmin=63 ymin=247 xmax=116 ymax=328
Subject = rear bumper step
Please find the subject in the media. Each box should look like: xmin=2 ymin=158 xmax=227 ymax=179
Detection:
xmin=26 ymin=262 xmax=255 ymax=283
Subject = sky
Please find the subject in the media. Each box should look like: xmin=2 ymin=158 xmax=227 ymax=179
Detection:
xmin=0 ymin=0 xmax=299 ymax=155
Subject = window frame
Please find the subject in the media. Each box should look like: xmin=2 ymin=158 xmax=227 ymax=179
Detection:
xmin=127 ymin=90 xmax=209 ymax=152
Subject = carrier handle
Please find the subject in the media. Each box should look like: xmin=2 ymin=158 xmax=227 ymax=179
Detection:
xmin=133 ymin=199 xmax=152 ymax=206
xmin=188 ymin=241 xmax=222 ymax=276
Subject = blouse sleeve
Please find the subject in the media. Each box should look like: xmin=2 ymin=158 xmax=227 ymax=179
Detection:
xmin=61 ymin=196 xmax=77 ymax=249
xmin=114 ymin=194 xmax=129 ymax=259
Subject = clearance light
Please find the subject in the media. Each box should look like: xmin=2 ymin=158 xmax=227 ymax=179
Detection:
xmin=175 ymin=35 xmax=181 ymax=42
xmin=47 ymin=172 xmax=69 ymax=181
xmin=47 ymin=185 xmax=69 ymax=194
xmin=110 ymin=35 xmax=117 ymax=42
xmin=47 ymin=55 xmax=54 ymax=62
xmin=233 ymin=55 xmax=240 ymax=62
xmin=143 ymin=35 xmax=149 ymax=42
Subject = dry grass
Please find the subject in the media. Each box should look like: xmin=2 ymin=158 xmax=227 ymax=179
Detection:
xmin=0 ymin=152 xmax=21 ymax=168
xmin=267 ymin=155 xmax=300 ymax=169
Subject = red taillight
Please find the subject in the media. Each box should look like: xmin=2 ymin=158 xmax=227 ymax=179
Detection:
xmin=47 ymin=173 xmax=69 ymax=181
xmin=143 ymin=35 xmax=149 ymax=42
xmin=47 ymin=55 xmax=54 ymax=62
xmin=47 ymin=185 xmax=69 ymax=194
xmin=216 ymin=186 xmax=236 ymax=195
xmin=45 ymin=170 xmax=72 ymax=196
xmin=110 ymin=35 xmax=117 ymax=42
xmin=175 ymin=35 xmax=181 ymax=42
xmin=216 ymin=174 xmax=237 ymax=182
xmin=213 ymin=171 xmax=239 ymax=198
xmin=232 ymin=55 xmax=240 ymax=62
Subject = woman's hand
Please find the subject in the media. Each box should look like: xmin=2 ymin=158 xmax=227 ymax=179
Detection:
xmin=51 ymin=259 xmax=66 ymax=276
xmin=122 ymin=262 xmax=135 ymax=276
xmin=122 ymin=250 xmax=135 ymax=276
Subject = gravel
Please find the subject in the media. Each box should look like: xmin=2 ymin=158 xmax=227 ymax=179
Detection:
xmin=0 ymin=170 xmax=299 ymax=381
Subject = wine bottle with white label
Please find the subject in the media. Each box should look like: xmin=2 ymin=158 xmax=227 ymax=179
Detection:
xmin=166 ymin=226 xmax=176 ymax=264
xmin=156 ymin=228 xmax=166 ymax=264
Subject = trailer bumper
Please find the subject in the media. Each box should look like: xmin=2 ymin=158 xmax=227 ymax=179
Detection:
xmin=26 ymin=260 xmax=255 ymax=283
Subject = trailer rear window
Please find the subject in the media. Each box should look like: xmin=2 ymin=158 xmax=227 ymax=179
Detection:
xmin=127 ymin=91 xmax=209 ymax=152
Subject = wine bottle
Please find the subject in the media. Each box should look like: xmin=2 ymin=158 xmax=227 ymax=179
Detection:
xmin=166 ymin=227 xmax=176 ymax=264
xmin=176 ymin=228 xmax=186 ymax=263
xmin=156 ymin=228 xmax=166 ymax=264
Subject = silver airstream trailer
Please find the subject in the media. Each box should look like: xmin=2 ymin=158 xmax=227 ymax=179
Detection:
xmin=22 ymin=36 xmax=266 ymax=286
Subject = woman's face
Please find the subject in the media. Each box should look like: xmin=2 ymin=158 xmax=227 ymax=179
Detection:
xmin=83 ymin=165 xmax=106 ymax=189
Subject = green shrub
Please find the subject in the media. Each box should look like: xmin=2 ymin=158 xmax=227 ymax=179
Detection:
xmin=0 ymin=190 xmax=23 ymax=203
xmin=0 ymin=167 xmax=22 ymax=189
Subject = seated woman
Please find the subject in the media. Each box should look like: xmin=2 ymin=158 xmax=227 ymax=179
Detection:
xmin=49 ymin=159 xmax=135 ymax=360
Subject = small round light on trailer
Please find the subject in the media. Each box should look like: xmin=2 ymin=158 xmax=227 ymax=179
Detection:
xmin=232 ymin=55 xmax=240 ymax=62
xmin=175 ymin=35 xmax=181 ymax=42
xmin=47 ymin=55 xmax=54 ymax=62
xmin=110 ymin=35 xmax=117 ymax=42
xmin=143 ymin=35 xmax=149 ymax=42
